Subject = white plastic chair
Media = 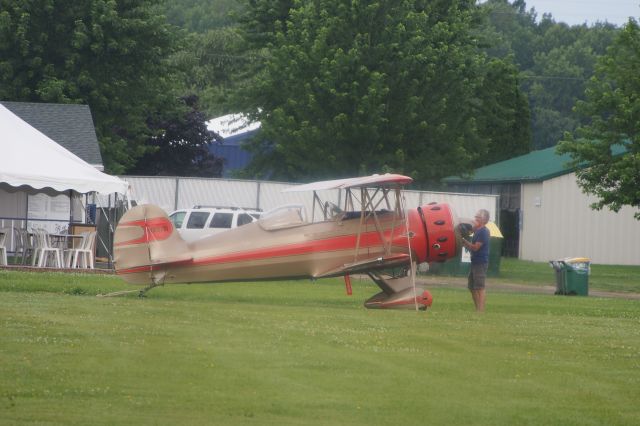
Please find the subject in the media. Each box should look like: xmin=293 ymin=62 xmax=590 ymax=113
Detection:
xmin=20 ymin=228 xmax=38 ymax=265
xmin=13 ymin=228 xmax=29 ymax=265
xmin=0 ymin=229 xmax=8 ymax=266
xmin=64 ymin=232 xmax=86 ymax=268
xmin=31 ymin=230 xmax=63 ymax=268
xmin=69 ymin=231 xmax=96 ymax=269
xmin=30 ymin=229 xmax=46 ymax=267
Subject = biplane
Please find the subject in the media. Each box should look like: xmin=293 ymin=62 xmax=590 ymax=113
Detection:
xmin=113 ymin=174 xmax=467 ymax=309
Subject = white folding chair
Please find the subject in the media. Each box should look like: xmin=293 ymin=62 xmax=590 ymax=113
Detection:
xmin=73 ymin=231 xmax=96 ymax=269
xmin=0 ymin=229 xmax=8 ymax=266
xmin=13 ymin=228 xmax=29 ymax=265
xmin=32 ymin=230 xmax=63 ymax=268
xmin=29 ymin=229 xmax=41 ymax=266
xmin=64 ymin=232 xmax=86 ymax=268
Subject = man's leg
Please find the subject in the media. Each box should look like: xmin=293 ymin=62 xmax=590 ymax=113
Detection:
xmin=468 ymin=271 xmax=478 ymax=309
xmin=476 ymin=289 xmax=485 ymax=312
xmin=470 ymin=264 xmax=487 ymax=312
xmin=475 ymin=264 xmax=487 ymax=312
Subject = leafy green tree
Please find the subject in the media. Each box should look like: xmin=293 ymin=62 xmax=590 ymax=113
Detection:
xmin=479 ymin=0 xmax=539 ymax=69
xmin=129 ymin=95 xmax=223 ymax=176
xmin=474 ymin=58 xmax=531 ymax=165
xmin=236 ymin=0 xmax=510 ymax=183
xmin=172 ymin=27 xmax=260 ymax=116
xmin=161 ymin=0 xmax=241 ymax=32
xmin=0 ymin=0 xmax=197 ymax=174
xmin=480 ymin=1 xmax=619 ymax=150
xmin=526 ymin=23 xmax=617 ymax=148
xmin=237 ymin=0 xmax=295 ymax=47
xmin=557 ymin=19 xmax=640 ymax=219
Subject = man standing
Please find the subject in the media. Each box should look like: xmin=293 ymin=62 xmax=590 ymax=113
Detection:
xmin=462 ymin=209 xmax=490 ymax=312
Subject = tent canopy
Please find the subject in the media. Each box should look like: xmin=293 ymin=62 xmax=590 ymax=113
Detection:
xmin=0 ymin=103 xmax=128 ymax=194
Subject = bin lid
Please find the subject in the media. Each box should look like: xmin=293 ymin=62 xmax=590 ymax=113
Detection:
xmin=563 ymin=257 xmax=590 ymax=271
xmin=564 ymin=257 xmax=590 ymax=264
xmin=486 ymin=221 xmax=503 ymax=238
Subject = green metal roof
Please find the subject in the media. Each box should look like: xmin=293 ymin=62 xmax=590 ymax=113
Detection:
xmin=444 ymin=146 xmax=575 ymax=184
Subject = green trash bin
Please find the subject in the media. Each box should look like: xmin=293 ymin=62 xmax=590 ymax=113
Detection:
xmin=550 ymin=258 xmax=590 ymax=296
xmin=563 ymin=257 xmax=590 ymax=296
xmin=487 ymin=235 xmax=502 ymax=277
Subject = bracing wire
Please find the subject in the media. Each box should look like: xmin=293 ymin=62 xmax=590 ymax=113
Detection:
xmin=399 ymin=188 xmax=419 ymax=312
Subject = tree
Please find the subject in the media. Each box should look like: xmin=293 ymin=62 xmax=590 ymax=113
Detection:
xmin=479 ymin=0 xmax=539 ymax=69
xmin=237 ymin=0 xmax=295 ymax=47
xmin=129 ymin=95 xmax=224 ymax=177
xmin=0 ymin=0 xmax=187 ymax=174
xmin=161 ymin=0 xmax=241 ymax=32
xmin=474 ymin=58 xmax=531 ymax=165
xmin=557 ymin=19 xmax=640 ymax=219
xmin=236 ymin=0 xmax=507 ymax=184
xmin=525 ymin=23 xmax=617 ymax=149
xmin=172 ymin=27 xmax=260 ymax=116
xmin=479 ymin=1 xmax=619 ymax=150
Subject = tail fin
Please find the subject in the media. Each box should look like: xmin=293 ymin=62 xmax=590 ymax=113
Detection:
xmin=114 ymin=204 xmax=191 ymax=285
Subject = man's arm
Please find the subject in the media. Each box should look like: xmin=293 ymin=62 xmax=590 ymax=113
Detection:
xmin=463 ymin=228 xmax=488 ymax=252
xmin=463 ymin=239 xmax=484 ymax=252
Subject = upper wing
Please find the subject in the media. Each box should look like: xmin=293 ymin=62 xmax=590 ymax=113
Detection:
xmin=283 ymin=173 xmax=412 ymax=192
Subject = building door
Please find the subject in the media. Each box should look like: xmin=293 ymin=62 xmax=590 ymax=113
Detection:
xmin=499 ymin=208 xmax=520 ymax=257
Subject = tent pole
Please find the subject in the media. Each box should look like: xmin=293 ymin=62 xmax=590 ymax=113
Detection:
xmin=25 ymin=192 xmax=29 ymax=230
xmin=68 ymin=190 xmax=73 ymax=229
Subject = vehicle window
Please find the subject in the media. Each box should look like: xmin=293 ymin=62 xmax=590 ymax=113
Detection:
xmin=169 ymin=212 xmax=187 ymax=228
xmin=237 ymin=213 xmax=255 ymax=226
xmin=186 ymin=212 xmax=210 ymax=229
xmin=210 ymin=212 xmax=233 ymax=229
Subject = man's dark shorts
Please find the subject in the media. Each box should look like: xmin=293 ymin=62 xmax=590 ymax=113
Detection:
xmin=468 ymin=263 xmax=488 ymax=290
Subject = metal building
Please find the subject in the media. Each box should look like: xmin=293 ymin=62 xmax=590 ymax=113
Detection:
xmin=122 ymin=175 xmax=498 ymax=228
xmin=444 ymin=146 xmax=640 ymax=265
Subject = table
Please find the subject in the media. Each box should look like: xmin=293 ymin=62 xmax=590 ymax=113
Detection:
xmin=49 ymin=233 xmax=85 ymax=250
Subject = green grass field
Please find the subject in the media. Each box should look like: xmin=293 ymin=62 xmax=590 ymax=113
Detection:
xmin=1 ymin=267 xmax=639 ymax=425
xmin=496 ymin=258 xmax=640 ymax=292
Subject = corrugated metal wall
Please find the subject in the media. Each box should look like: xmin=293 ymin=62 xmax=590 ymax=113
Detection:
xmin=520 ymin=173 xmax=640 ymax=265
xmin=406 ymin=190 xmax=498 ymax=221
xmin=127 ymin=176 xmax=178 ymax=212
xmin=122 ymin=176 xmax=498 ymax=223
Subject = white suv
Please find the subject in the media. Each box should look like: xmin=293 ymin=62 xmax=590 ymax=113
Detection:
xmin=168 ymin=206 xmax=262 ymax=242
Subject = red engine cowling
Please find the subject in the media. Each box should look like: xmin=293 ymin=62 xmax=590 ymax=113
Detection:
xmin=407 ymin=203 xmax=460 ymax=264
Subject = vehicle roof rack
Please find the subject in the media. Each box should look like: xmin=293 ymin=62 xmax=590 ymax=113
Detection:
xmin=192 ymin=205 xmax=263 ymax=212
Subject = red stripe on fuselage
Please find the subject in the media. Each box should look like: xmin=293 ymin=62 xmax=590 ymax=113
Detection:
xmin=116 ymin=227 xmax=411 ymax=275
xmin=116 ymin=265 xmax=153 ymax=275
xmin=191 ymin=228 xmax=401 ymax=266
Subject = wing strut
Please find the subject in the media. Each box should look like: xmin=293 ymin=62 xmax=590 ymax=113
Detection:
xmin=344 ymin=274 xmax=353 ymax=295
xmin=353 ymin=186 xmax=400 ymax=265
xmin=399 ymin=188 xmax=419 ymax=312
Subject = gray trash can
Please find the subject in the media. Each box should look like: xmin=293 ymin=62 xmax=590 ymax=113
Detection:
xmin=549 ymin=260 xmax=566 ymax=295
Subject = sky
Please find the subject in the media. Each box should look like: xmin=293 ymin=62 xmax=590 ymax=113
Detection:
xmin=518 ymin=0 xmax=639 ymax=26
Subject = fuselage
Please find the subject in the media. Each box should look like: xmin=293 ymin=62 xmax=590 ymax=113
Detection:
xmin=114 ymin=203 xmax=459 ymax=286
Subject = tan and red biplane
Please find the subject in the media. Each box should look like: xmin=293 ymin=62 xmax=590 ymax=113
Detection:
xmin=113 ymin=174 xmax=468 ymax=309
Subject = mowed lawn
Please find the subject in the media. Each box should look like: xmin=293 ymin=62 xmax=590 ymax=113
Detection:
xmin=1 ymin=270 xmax=639 ymax=425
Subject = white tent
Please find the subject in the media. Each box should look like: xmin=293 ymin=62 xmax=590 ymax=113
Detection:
xmin=0 ymin=104 xmax=128 ymax=194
